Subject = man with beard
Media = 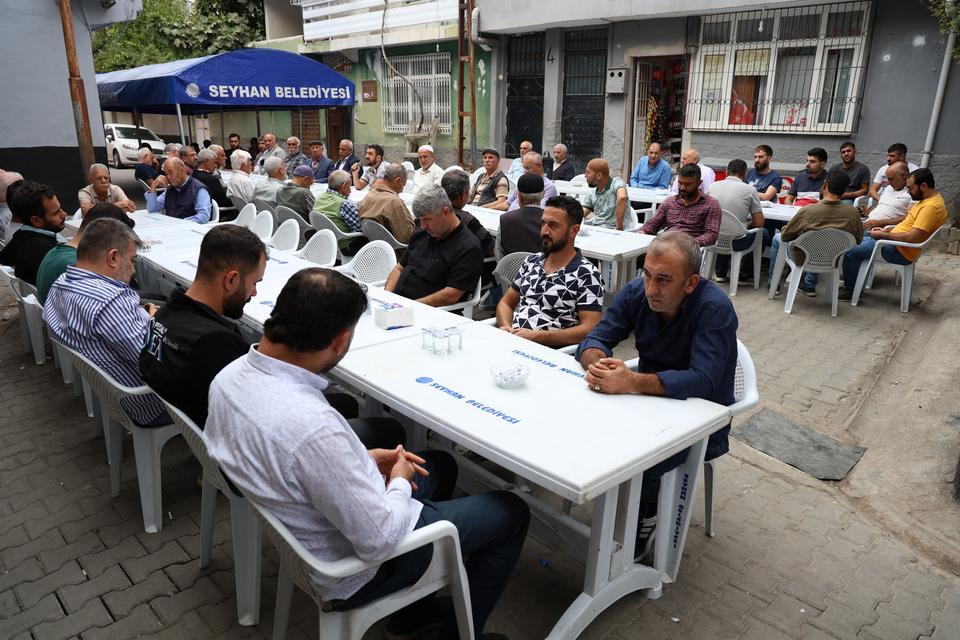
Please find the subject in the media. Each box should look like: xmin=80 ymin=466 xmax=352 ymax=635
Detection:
xmin=139 ymin=225 xmax=267 ymax=426
xmin=496 ymin=195 xmax=603 ymax=348
xmin=639 ymin=164 xmax=721 ymax=247
xmin=0 ymin=180 xmax=67 ymax=284
xmin=582 ymin=158 xmax=635 ymax=230
xmin=745 ymin=144 xmax=782 ymax=202
xmin=352 ymin=144 xmax=385 ymax=190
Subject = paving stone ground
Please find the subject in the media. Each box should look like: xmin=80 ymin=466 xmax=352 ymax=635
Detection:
xmin=1 ymin=244 xmax=959 ymax=640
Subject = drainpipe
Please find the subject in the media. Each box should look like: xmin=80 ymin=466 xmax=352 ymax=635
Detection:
xmin=921 ymin=1 xmax=956 ymax=169
xmin=471 ymin=7 xmax=494 ymax=52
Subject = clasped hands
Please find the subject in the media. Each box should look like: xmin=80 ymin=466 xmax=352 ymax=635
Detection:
xmin=369 ymin=445 xmax=429 ymax=490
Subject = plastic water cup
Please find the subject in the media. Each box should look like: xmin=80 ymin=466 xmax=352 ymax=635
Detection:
xmin=421 ymin=328 xmax=434 ymax=351
xmin=449 ymin=327 xmax=462 ymax=352
xmin=431 ymin=328 xmax=449 ymax=354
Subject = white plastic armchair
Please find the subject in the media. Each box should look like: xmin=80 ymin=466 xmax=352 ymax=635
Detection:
xmin=268 ymin=219 xmax=300 ymax=253
xmin=2 ymin=272 xmax=45 ymax=365
xmin=231 ymin=203 xmax=257 ymax=229
xmin=361 ymin=219 xmax=408 ymax=251
xmin=570 ymin=173 xmax=588 ymax=188
xmin=275 ymin=205 xmax=312 ymax=249
xmin=767 ymin=228 xmax=856 ymax=317
xmin=292 ymin=229 xmax=337 ymax=267
xmin=492 ymin=252 xmax=533 ymax=291
xmin=700 ymin=210 xmax=763 ymax=295
xmin=209 ymin=200 xmax=220 ymax=223
xmin=309 ymin=211 xmax=365 ymax=263
xmin=336 ymin=240 xmax=396 ymax=285
xmin=160 ymin=401 xmax=262 ymax=626
xmin=850 ymin=224 xmax=947 ymax=312
xmin=439 ymin=279 xmax=483 ymax=319
xmin=251 ymin=211 xmax=274 ymax=240
xmin=251 ymin=499 xmax=473 ymax=640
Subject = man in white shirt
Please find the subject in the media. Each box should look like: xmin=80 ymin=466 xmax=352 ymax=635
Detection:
xmin=669 ymin=148 xmax=715 ymax=195
xmin=205 ymin=268 xmax=528 ymax=639
xmin=225 ymin=150 xmax=255 ymax=205
xmin=506 ymin=140 xmax=533 ymax=184
xmin=708 ymin=159 xmax=766 ymax=282
xmin=868 ymin=143 xmax=919 ymax=203
xmin=862 ymin=162 xmax=912 ymax=229
xmin=411 ymin=144 xmax=445 ymax=195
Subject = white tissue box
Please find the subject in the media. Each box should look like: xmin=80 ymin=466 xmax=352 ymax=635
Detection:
xmin=373 ymin=302 xmax=415 ymax=329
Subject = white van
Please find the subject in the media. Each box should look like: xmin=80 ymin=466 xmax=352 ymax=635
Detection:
xmin=105 ymin=124 xmax=166 ymax=168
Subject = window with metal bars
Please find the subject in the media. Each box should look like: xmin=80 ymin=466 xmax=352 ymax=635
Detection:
xmin=686 ymin=1 xmax=871 ymax=133
xmin=380 ymin=53 xmax=452 ymax=135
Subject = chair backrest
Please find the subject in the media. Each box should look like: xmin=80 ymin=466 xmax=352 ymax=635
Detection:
xmin=294 ymin=229 xmax=337 ymax=267
xmin=276 ymin=205 xmax=312 ymax=249
xmin=72 ymin=208 xmax=83 ymax=221
xmin=253 ymin=197 xmax=275 ymax=216
xmin=55 ymin=339 xmax=142 ymax=427
xmin=361 ymin=218 xmax=407 ymax=250
xmin=444 ymin=165 xmax=463 ymax=174
xmin=342 ymin=240 xmax=397 ymax=283
xmin=309 ymin=210 xmax=350 ymax=241
xmin=209 ymin=200 xmax=220 ymax=224
xmin=790 ymin=228 xmax=856 ymax=271
xmin=160 ymin=400 xmax=232 ymax=495
xmin=137 ymin=178 xmax=152 ymax=194
xmin=233 ymin=202 xmax=257 ymax=229
xmin=730 ymin=339 xmax=759 ymax=416
xmin=492 ymin=252 xmax=533 ymax=291
xmin=228 ymin=194 xmax=249 ymax=211
xmin=269 ymin=219 xmax=300 ymax=252
xmin=570 ymin=174 xmax=587 ymax=187
xmin=714 ymin=210 xmax=749 ymax=251
xmin=251 ymin=211 xmax=274 ymax=240
xmin=469 ymin=167 xmax=485 ymax=187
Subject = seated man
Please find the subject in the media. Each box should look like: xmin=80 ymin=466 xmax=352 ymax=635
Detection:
xmin=841 ymin=168 xmax=947 ymax=300
xmin=668 ymin=148 xmax=715 ymax=195
xmin=497 ymin=196 xmax=603 ymax=348
xmin=254 ymin=133 xmax=285 ymax=175
xmin=784 ymin=147 xmax=828 ymax=205
xmin=209 ymin=144 xmax=228 ymax=175
xmin=629 ymin=142 xmax=672 ymax=189
xmin=708 ymin=159 xmax=765 ymax=281
xmin=868 ymin=143 xmax=919 ymax=203
xmin=205 ymin=268 xmax=529 ymax=638
xmin=496 ymin=152 xmax=557 ymax=213
xmin=769 ymin=171 xmax=862 ymax=296
xmin=226 ymin=150 xmax=255 ymax=205
xmin=283 ymin=136 xmax=310 ymax=177
xmin=468 ymin=148 xmax=509 ymax=209
xmin=412 ymin=145 xmax=445 ymax=195
xmin=330 ymin=139 xmax=360 ymax=179
xmin=352 ymin=144 xmax=386 ymax=190
xmin=550 ymin=143 xmax=575 ymax=182
xmin=43 ymin=219 xmax=168 ymax=427
xmin=36 ymin=202 xmax=134 ymax=303
xmin=496 ymin=173 xmax=546 ymax=256
xmin=134 ymin=148 xmax=161 ymax=188
xmin=0 ymin=170 xmax=24 ymax=242
xmin=78 ymin=163 xmax=136 ymax=215
xmin=146 ymin=158 xmax=211 ymax=223
xmin=582 ymin=158 xmax=635 ymax=231
xmin=828 ymin=141 xmax=871 ymax=203
xmin=314 ymin=169 xmax=366 ymax=255
xmin=861 ymin=162 xmax=911 ymax=229
xmin=307 ymin=140 xmax=333 ymax=184
xmin=358 ymin=163 xmax=415 ymax=243
xmin=440 ymin=169 xmax=495 ymax=257
xmin=507 ymin=140 xmax=533 ymax=183
xmin=251 ymin=156 xmax=287 ymax=207
xmin=745 ymin=145 xmax=782 ymax=202
xmin=385 ymin=184 xmax=483 ymax=307
xmin=0 ymin=180 xmax=66 ymax=285
xmin=277 ymin=165 xmax=316 ymax=218
xmin=576 ymin=231 xmax=737 ymax=551
xmin=193 ymin=149 xmax=231 ymax=208
xmin=639 ymin=164 xmax=721 ymax=247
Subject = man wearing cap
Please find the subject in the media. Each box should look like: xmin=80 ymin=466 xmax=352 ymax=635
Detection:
xmin=469 ymin=148 xmax=509 ymax=208
xmin=498 ymin=174 xmax=547 ymax=257
xmin=277 ymin=166 xmax=316 ymax=219
xmin=412 ymin=145 xmax=445 ymax=195
xmin=308 ymin=140 xmax=333 ymax=183
xmin=496 ymin=152 xmax=557 ymax=213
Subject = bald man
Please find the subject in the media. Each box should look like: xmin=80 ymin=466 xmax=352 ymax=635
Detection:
xmin=582 ymin=159 xmax=636 ymax=231
xmin=507 ymin=140 xmax=534 ymax=183
xmin=668 ymin=148 xmax=715 ymax=195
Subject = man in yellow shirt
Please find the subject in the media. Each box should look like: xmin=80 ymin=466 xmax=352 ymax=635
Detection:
xmin=841 ymin=168 xmax=947 ymax=300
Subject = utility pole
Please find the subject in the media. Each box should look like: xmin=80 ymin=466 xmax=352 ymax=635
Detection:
xmin=456 ymin=0 xmax=478 ymax=170
xmin=57 ymin=0 xmax=96 ymax=175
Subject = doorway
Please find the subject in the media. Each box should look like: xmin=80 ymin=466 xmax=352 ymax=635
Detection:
xmin=326 ymin=107 xmax=350 ymax=153
xmin=505 ymin=34 xmax=545 ymax=159
xmin=630 ymin=56 xmax=687 ymax=171
xmin=561 ymin=28 xmax=608 ymax=171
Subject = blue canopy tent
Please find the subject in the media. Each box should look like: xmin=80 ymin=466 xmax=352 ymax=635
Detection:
xmin=97 ymin=48 xmax=355 ymax=143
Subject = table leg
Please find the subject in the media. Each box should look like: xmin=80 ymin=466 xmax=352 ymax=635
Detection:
xmin=652 ymin=438 xmax=708 ymax=583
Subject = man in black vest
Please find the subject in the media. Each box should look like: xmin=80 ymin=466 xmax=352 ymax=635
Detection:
xmin=146 ymin=158 xmax=212 ymax=223
xmin=468 ymin=148 xmax=509 ymax=209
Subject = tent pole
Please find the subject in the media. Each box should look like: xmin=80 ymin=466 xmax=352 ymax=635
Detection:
xmin=256 ymin=109 xmax=261 ymax=137
xmin=219 ymin=107 xmax=225 ymax=145
xmin=298 ymin=107 xmax=303 ymax=140
xmin=176 ymin=103 xmax=186 ymax=145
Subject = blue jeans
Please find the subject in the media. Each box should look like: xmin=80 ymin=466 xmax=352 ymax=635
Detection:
xmin=769 ymin=233 xmax=823 ymax=289
xmin=841 ymin=237 xmax=912 ymax=290
xmin=335 ymin=451 xmax=530 ymax=638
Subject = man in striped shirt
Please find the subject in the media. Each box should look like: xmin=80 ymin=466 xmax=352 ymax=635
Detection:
xmin=43 ymin=218 xmax=169 ymax=427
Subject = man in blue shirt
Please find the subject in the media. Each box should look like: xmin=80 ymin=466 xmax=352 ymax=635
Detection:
xmin=745 ymin=144 xmax=782 ymax=202
xmin=629 ymin=141 xmax=672 ymax=189
xmin=576 ymin=230 xmax=738 ymax=556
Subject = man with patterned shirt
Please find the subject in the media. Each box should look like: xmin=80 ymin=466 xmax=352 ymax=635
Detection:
xmin=496 ymin=196 xmax=603 ymax=348
xmin=639 ymin=164 xmax=721 ymax=247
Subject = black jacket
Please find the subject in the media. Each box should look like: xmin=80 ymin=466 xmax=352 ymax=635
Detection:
xmin=0 ymin=227 xmax=59 ymax=285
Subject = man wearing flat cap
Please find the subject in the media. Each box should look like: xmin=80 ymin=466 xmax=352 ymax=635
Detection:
xmin=469 ymin=147 xmax=509 ymax=208
xmin=307 ymin=140 xmax=333 ymax=183
xmin=276 ymin=165 xmax=316 ymax=218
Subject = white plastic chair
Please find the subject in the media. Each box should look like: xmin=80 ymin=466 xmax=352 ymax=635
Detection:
xmin=72 ymin=208 xmax=83 ymax=221
xmin=251 ymin=211 xmax=274 ymax=240
xmin=570 ymin=173 xmax=588 ymax=188
xmin=231 ymin=203 xmax=257 ymax=229
xmin=850 ymin=224 xmax=947 ymax=313
xmin=251 ymin=499 xmax=473 ymax=640
xmin=361 ymin=219 xmax=408 ymax=251
xmin=700 ymin=210 xmax=763 ymax=296
xmin=2 ymin=273 xmax=45 ymax=365
xmin=401 ymin=161 xmax=416 ymax=193
xmin=337 ymin=240 xmax=397 ymax=285
xmin=161 ymin=401 xmax=262 ymax=626
xmin=137 ymin=178 xmax=153 ymax=195
xmin=268 ymin=219 xmax=300 ymax=253
xmin=292 ymin=229 xmax=337 ymax=267
xmin=309 ymin=211 xmax=366 ymax=263
xmin=229 ymin=194 xmax=250 ymax=211
xmin=625 ymin=338 xmax=758 ymax=538
xmin=768 ymin=229 xmax=856 ymax=317
xmin=61 ymin=344 xmax=180 ymax=533
xmin=275 ymin=205 xmax=312 ymax=249
xmin=492 ymin=252 xmax=533 ymax=291
xmin=444 ymin=165 xmax=464 ymax=174
xmin=208 ymin=200 xmax=220 ymax=224
xmin=439 ymin=279 xmax=483 ymax=320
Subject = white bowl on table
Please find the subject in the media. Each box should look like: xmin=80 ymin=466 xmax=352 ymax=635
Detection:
xmin=490 ymin=361 xmax=531 ymax=389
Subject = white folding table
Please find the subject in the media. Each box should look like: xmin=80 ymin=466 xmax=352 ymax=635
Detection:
xmin=763 ymin=203 xmax=800 ymax=223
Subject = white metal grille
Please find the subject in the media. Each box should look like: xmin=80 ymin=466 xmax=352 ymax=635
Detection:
xmin=380 ymin=52 xmax=452 ymax=135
